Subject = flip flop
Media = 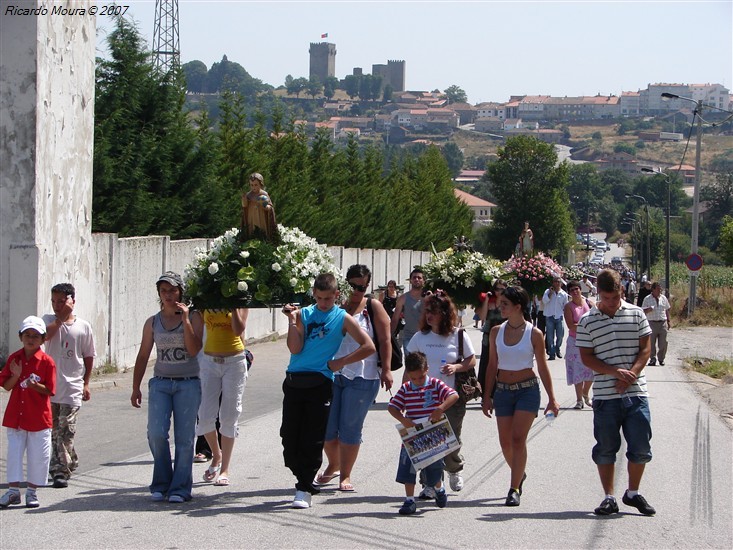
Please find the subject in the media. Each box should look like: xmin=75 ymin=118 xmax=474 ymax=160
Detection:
xmin=338 ymin=482 xmax=355 ymax=492
xmin=214 ymin=475 xmax=230 ymax=487
xmin=203 ymin=464 xmax=221 ymax=482
xmin=193 ymin=453 xmax=208 ymax=463
xmin=314 ymin=471 xmax=340 ymax=485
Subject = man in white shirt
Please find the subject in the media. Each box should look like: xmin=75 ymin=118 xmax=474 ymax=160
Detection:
xmin=641 ymin=282 xmax=671 ymax=366
xmin=579 ymin=275 xmax=596 ymax=298
xmin=542 ymin=277 xmax=569 ymax=360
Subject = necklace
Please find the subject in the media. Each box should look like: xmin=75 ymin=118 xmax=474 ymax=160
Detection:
xmin=507 ymin=321 xmax=525 ymax=329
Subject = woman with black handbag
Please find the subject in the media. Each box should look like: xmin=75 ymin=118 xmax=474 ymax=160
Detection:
xmin=406 ymin=291 xmax=476 ymax=496
xmin=316 ymin=265 xmax=393 ymax=492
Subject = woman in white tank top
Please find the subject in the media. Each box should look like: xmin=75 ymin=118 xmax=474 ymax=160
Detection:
xmin=481 ymin=286 xmax=559 ymax=507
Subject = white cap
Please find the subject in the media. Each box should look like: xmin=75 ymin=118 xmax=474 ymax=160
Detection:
xmin=19 ymin=315 xmax=46 ymax=335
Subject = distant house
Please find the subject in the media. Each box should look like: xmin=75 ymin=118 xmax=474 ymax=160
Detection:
xmin=474 ymin=117 xmax=504 ymax=133
xmin=446 ymin=102 xmax=476 ymax=125
xmin=593 ymin=152 xmax=639 ymax=175
xmin=453 ymin=188 xmax=495 ymax=228
xmin=454 ymin=170 xmax=485 ymax=185
xmin=337 ymin=127 xmax=361 ymax=140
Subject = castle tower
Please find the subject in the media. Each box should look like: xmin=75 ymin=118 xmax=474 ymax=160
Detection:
xmin=387 ymin=60 xmax=406 ymax=92
xmin=309 ymin=42 xmax=336 ymax=83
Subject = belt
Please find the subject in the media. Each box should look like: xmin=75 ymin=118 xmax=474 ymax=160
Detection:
xmin=495 ymin=377 xmax=539 ymax=391
xmin=154 ymin=376 xmax=199 ymax=381
xmin=649 ymin=319 xmax=666 ymax=322
xmin=207 ymin=353 xmax=245 ymax=364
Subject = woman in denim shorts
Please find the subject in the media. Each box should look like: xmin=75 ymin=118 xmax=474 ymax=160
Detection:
xmin=481 ymin=286 xmax=559 ymax=507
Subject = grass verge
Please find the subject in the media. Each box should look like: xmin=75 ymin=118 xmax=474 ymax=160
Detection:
xmin=683 ymin=357 xmax=733 ymax=380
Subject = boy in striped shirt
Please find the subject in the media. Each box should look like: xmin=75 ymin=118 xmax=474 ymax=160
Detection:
xmin=389 ymin=352 xmax=458 ymax=515
xmin=576 ymin=269 xmax=656 ymax=517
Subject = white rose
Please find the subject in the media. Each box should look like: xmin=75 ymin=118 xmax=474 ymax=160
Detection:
xmin=237 ymin=281 xmax=248 ymax=291
xmin=272 ymin=262 xmax=282 ymax=272
xmin=240 ymin=251 xmax=250 ymax=259
xmin=290 ymin=278 xmax=298 ymax=287
xmin=208 ymin=263 xmax=219 ymax=275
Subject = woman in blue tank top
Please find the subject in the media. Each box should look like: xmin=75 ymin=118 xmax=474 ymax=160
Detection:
xmin=481 ymin=286 xmax=559 ymax=507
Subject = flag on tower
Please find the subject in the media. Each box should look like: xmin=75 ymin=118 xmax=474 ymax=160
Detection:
xmin=321 ymin=32 xmax=328 ymax=38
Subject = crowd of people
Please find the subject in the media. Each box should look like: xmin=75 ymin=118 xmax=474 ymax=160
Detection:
xmin=1 ymin=256 xmax=665 ymax=518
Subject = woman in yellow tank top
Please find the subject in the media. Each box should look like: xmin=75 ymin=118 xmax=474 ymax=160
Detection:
xmin=197 ymin=308 xmax=248 ymax=486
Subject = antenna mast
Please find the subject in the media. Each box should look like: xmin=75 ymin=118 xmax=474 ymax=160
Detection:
xmin=152 ymin=0 xmax=180 ymax=74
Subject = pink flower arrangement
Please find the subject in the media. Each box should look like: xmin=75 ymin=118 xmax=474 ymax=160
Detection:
xmin=504 ymin=253 xmax=563 ymax=297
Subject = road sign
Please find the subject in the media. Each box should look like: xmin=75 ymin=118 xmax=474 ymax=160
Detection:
xmin=685 ymin=253 xmax=703 ymax=271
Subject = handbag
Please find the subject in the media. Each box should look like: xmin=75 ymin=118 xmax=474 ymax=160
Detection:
xmin=454 ymin=328 xmax=482 ymax=402
xmin=366 ymin=298 xmax=403 ymax=371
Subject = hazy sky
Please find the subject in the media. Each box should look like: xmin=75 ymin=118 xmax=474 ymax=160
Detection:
xmin=97 ymin=0 xmax=733 ymax=104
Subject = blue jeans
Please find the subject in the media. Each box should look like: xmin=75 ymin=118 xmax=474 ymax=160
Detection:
xmin=592 ymin=396 xmax=652 ymax=465
xmin=325 ymin=375 xmax=380 ymax=445
xmin=147 ymin=377 xmax=201 ymax=500
xmin=545 ymin=316 xmax=564 ymax=357
xmin=396 ymin=447 xmax=444 ymax=486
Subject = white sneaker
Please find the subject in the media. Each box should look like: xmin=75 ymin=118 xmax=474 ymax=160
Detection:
xmin=449 ymin=472 xmax=464 ymax=492
xmin=417 ymin=485 xmax=436 ymax=500
xmin=292 ymin=490 xmax=312 ymax=509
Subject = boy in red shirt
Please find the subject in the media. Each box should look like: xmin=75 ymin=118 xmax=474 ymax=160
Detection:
xmin=0 ymin=316 xmax=56 ymax=508
xmin=389 ymin=352 xmax=458 ymax=515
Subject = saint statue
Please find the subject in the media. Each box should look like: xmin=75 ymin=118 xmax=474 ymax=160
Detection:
xmin=453 ymin=235 xmax=474 ymax=253
xmin=241 ymin=172 xmax=278 ymax=242
xmin=518 ymin=221 xmax=534 ymax=256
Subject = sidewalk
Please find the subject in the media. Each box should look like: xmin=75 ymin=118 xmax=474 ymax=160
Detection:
xmin=0 ymin=326 xmax=731 ymax=549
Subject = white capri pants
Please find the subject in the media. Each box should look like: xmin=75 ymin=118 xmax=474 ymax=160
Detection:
xmin=196 ymin=353 xmax=248 ymax=439
xmin=6 ymin=428 xmax=52 ymax=487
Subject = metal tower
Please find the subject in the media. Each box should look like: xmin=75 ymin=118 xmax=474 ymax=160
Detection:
xmin=152 ymin=0 xmax=180 ymax=74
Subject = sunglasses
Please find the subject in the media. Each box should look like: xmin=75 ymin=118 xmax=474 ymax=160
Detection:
xmin=348 ymin=281 xmax=368 ymax=292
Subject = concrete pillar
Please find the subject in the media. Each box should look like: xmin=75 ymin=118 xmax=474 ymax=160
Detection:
xmin=0 ymin=3 xmax=96 ymax=358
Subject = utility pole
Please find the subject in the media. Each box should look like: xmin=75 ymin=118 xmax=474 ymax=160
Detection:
xmin=152 ymin=0 xmax=180 ymax=75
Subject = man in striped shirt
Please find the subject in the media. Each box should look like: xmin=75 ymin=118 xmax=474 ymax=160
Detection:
xmin=576 ymin=269 xmax=656 ymax=517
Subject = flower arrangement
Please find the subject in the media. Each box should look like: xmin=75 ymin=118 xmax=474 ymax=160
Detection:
xmin=562 ymin=264 xmax=587 ymax=283
xmin=421 ymin=248 xmax=504 ymax=306
xmin=504 ymin=252 xmax=563 ymax=298
xmin=184 ymin=225 xmax=345 ymax=309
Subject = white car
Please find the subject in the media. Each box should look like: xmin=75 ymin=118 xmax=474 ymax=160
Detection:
xmin=595 ymin=241 xmax=608 ymax=251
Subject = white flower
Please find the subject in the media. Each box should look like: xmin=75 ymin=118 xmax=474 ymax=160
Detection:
xmin=290 ymin=277 xmax=298 ymax=287
xmin=208 ymin=263 xmax=219 ymax=275
xmin=240 ymin=251 xmax=250 ymax=259
xmin=272 ymin=262 xmax=282 ymax=272
xmin=237 ymin=281 xmax=248 ymax=291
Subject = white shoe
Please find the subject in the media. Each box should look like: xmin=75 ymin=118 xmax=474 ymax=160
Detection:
xmin=292 ymin=490 xmax=311 ymax=509
xmin=150 ymin=491 xmax=165 ymax=502
xmin=449 ymin=472 xmax=464 ymax=492
xmin=417 ymin=485 xmax=436 ymax=500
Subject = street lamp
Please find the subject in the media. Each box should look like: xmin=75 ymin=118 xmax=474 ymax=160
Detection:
xmin=625 ymin=213 xmax=643 ymax=278
xmin=622 ymin=216 xmax=639 ymax=275
xmin=661 ymin=92 xmax=703 ymax=315
xmin=641 ymin=167 xmax=671 ymax=298
xmin=626 ymin=194 xmax=651 ymax=281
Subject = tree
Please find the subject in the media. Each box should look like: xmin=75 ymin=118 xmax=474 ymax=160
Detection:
xmin=291 ymin=77 xmax=308 ymax=97
xmin=484 ymin=136 xmax=573 ymax=260
xmin=323 ymin=76 xmax=339 ymax=100
xmin=307 ymin=75 xmax=323 ymax=99
xmin=382 ymin=83 xmax=393 ymax=103
xmin=441 ymin=142 xmax=464 ymax=177
xmin=344 ymin=74 xmax=360 ymax=99
xmin=444 ymin=85 xmax=467 ymax=104
xmin=719 ymin=215 xmax=733 ymax=265
xmin=182 ymin=60 xmax=207 ymax=93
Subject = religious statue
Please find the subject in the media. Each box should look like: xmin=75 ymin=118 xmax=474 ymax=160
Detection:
xmin=241 ymin=172 xmax=278 ymax=242
xmin=453 ymin=235 xmax=474 ymax=253
xmin=518 ymin=221 xmax=534 ymax=256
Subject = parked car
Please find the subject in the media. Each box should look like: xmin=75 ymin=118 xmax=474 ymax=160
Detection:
xmin=595 ymin=240 xmax=608 ymax=251
xmin=611 ymin=256 xmax=623 ymax=266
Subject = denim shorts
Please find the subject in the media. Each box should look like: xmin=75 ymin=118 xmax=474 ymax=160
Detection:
xmin=395 ymin=446 xmax=444 ymax=486
xmin=493 ymin=382 xmax=541 ymax=417
xmin=592 ymin=396 xmax=652 ymax=465
xmin=324 ymin=375 xmax=380 ymax=445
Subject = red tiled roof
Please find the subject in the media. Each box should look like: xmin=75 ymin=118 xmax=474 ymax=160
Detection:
xmin=454 ymin=188 xmax=496 ymax=207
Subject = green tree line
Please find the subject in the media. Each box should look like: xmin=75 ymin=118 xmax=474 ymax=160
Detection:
xmin=93 ymin=17 xmax=472 ymax=250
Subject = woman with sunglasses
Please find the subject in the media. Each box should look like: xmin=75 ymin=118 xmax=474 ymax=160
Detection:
xmin=406 ymin=291 xmax=476 ymax=495
xmin=563 ymin=280 xmax=595 ymax=409
xmin=316 ymin=265 xmax=393 ymax=492
xmin=482 ymin=285 xmax=559 ymax=506
xmin=477 ymin=279 xmax=508 ymax=399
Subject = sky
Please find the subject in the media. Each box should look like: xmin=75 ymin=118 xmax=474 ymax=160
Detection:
xmin=97 ymin=0 xmax=733 ymax=104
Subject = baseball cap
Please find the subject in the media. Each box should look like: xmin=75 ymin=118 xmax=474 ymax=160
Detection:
xmin=19 ymin=315 xmax=46 ymax=335
xmin=157 ymin=271 xmax=184 ymax=290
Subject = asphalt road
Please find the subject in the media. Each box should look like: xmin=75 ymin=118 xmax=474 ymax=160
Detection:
xmin=1 ymin=327 xmax=731 ymax=549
